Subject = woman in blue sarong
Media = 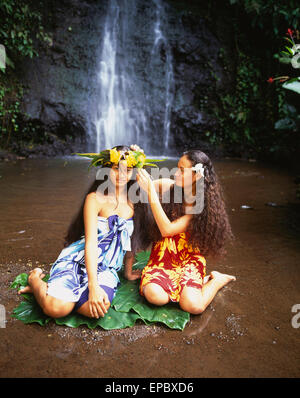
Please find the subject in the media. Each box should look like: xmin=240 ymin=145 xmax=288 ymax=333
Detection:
xmin=18 ymin=145 xmax=150 ymax=319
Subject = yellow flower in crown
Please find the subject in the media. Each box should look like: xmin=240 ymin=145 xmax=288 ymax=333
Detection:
xmin=110 ymin=148 xmax=122 ymax=164
xmin=137 ymin=153 xmax=146 ymax=164
xmin=72 ymin=144 xmax=167 ymax=171
xmin=125 ymin=152 xmax=138 ymax=167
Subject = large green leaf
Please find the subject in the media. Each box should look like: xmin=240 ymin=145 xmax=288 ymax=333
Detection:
xmin=132 ymin=301 xmax=190 ymax=330
xmin=10 ymin=273 xmax=28 ymax=289
xmin=132 ymin=250 xmax=151 ymax=270
xmin=112 ymin=277 xmax=190 ymax=330
xmin=112 ymin=278 xmax=144 ymax=312
xmin=55 ymin=307 xmax=141 ymax=330
xmin=11 ymin=299 xmax=51 ymax=326
xmin=10 ymin=272 xmax=49 ymax=302
xmin=9 ymin=250 xmax=190 ymax=330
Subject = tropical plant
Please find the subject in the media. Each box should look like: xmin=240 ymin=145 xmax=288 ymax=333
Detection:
xmin=0 ymin=0 xmax=52 ymax=149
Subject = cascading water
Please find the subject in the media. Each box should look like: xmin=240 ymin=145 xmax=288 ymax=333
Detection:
xmin=87 ymin=0 xmax=174 ymax=155
xmin=151 ymin=0 xmax=174 ymax=153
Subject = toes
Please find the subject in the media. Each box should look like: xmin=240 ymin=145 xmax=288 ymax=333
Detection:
xmin=18 ymin=286 xmax=31 ymax=294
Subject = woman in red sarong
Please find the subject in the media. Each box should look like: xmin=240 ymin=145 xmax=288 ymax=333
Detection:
xmin=136 ymin=149 xmax=236 ymax=314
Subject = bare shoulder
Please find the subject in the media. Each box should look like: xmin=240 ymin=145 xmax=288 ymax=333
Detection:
xmin=85 ymin=191 xmax=98 ymax=204
xmin=84 ymin=192 xmax=102 ymax=214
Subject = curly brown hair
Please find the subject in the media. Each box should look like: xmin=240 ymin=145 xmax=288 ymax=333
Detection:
xmin=147 ymin=149 xmax=235 ymax=259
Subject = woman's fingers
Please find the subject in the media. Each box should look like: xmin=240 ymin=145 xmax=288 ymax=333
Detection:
xmin=90 ymin=302 xmax=103 ymax=318
xmin=137 ymin=169 xmax=152 ymax=191
xmin=89 ymin=302 xmax=99 ymax=318
xmin=99 ymin=298 xmax=108 ymax=316
xmin=89 ymin=296 xmax=109 ymax=318
xmin=139 ymin=168 xmax=150 ymax=179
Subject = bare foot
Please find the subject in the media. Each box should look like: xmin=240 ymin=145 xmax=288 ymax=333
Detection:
xmin=210 ymin=270 xmax=236 ymax=289
xmin=18 ymin=268 xmax=45 ymax=295
xmin=203 ymin=275 xmax=212 ymax=284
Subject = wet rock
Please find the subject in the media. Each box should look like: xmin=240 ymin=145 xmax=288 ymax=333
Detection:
xmin=13 ymin=0 xmax=233 ymax=157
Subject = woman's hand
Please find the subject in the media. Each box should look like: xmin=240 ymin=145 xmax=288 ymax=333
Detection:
xmin=136 ymin=168 xmax=154 ymax=193
xmin=124 ymin=269 xmax=142 ymax=281
xmin=88 ymin=285 xmax=110 ymax=318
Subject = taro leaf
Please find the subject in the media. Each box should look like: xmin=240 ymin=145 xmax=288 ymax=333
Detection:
xmin=10 ymin=248 xmax=190 ymax=331
xmin=55 ymin=307 xmax=141 ymax=330
xmin=10 ymin=272 xmax=142 ymax=330
xmin=10 ymin=273 xmax=28 ymax=289
xmin=10 ymin=272 xmax=49 ymax=290
xmin=55 ymin=312 xmax=98 ymax=329
xmin=112 ymin=278 xmax=144 ymax=313
xmin=112 ymin=275 xmax=190 ymax=330
xmin=10 ymin=273 xmax=49 ymax=302
xmin=132 ymin=301 xmax=190 ymax=330
xmin=132 ymin=250 xmax=150 ymax=270
xmin=11 ymin=294 xmax=141 ymax=330
xmin=11 ymin=299 xmax=51 ymax=326
xmin=97 ymin=308 xmax=141 ymax=330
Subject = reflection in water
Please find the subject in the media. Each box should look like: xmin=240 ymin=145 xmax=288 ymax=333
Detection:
xmin=1 ymin=156 xmax=300 ymax=378
xmin=0 ymin=157 xmax=299 ymax=341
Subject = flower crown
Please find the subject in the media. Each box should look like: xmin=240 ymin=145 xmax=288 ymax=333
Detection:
xmin=73 ymin=145 xmax=164 ymax=171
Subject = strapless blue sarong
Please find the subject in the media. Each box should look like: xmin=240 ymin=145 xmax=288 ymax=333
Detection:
xmin=46 ymin=215 xmax=133 ymax=307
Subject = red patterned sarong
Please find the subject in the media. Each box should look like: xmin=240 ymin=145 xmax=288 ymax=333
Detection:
xmin=139 ymin=232 xmax=206 ymax=302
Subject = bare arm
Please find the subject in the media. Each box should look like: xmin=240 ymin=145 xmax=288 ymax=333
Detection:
xmin=153 ymin=177 xmax=174 ymax=195
xmin=83 ymin=193 xmax=99 ymax=287
xmin=83 ymin=193 xmax=109 ymax=317
xmin=123 ymin=251 xmax=142 ymax=281
xmin=137 ymin=170 xmax=192 ymax=237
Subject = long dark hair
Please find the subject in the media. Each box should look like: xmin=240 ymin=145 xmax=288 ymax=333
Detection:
xmin=147 ymin=149 xmax=235 ymax=259
xmin=63 ymin=145 xmax=149 ymax=254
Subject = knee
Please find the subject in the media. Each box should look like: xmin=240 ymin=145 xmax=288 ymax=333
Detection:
xmin=143 ymin=283 xmax=169 ymax=306
xmin=76 ymin=301 xmax=111 ymax=318
xmin=179 ymin=298 xmax=206 ymax=315
xmin=42 ymin=299 xmax=73 ymax=318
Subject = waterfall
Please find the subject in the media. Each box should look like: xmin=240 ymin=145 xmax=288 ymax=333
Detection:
xmin=88 ymin=0 xmax=174 ymax=155
xmin=152 ymin=0 xmax=174 ymax=153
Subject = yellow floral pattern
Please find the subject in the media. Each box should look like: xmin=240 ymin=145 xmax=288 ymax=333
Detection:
xmin=125 ymin=152 xmax=138 ymax=167
xmin=110 ymin=148 xmax=122 ymax=164
xmin=140 ymin=232 xmax=206 ymax=302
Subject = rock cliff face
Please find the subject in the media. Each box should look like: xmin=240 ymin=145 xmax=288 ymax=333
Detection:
xmin=16 ymin=0 xmax=233 ymax=157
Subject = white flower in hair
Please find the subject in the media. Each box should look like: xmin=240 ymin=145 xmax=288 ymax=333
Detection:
xmin=130 ymin=144 xmax=144 ymax=153
xmin=191 ymin=162 xmax=204 ymax=176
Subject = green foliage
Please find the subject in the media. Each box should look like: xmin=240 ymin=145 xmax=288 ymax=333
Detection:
xmin=0 ymin=0 xmax=52 ymax=149
xmin=9 ymin=251 xmax=190 ymax=331
xmin=282 ymin=77 xmax=300 ymax=94
xmin=0 ymin=80 xmax=23 ymax=147
xmin=202 ymin=0 xmax=300 ymax=158
xmin=207 ymin=52 xmax=262 ymax=152
xmin=0 ymin=0 xmax=52 ymax=62
xmin=228 ymin=0 xmax=300 ymax=35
